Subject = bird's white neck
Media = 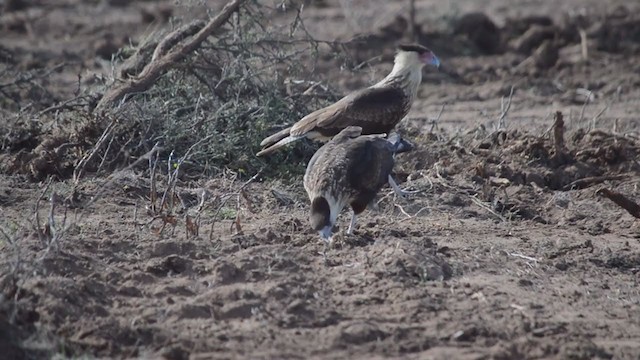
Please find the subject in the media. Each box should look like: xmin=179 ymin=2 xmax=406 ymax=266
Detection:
xmin=374 ymin=52 xmax=423 ymax=97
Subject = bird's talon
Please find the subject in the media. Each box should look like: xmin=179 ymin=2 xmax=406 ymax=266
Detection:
xmin=398 ymin=189 xmax=420 ymax=197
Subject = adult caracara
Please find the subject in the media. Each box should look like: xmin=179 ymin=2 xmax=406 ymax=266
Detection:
xmin=303 ymin=126 xmax=412 ymax=245
xmin=256 ymin=43 xmax=439 ymax=157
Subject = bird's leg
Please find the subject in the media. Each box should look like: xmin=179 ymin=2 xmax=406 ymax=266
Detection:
xmin=388 ymin=175 xmax=420 ymax=198
xmin=388 ymin=174 xmax=403 ymax=197
xmin=346 ymin=212 xmax=357 ymax=235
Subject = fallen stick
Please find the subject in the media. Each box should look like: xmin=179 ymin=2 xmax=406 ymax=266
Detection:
xmin=469 ymin=196 xmax=507 ymax=222
xmin=95 ymin=0 xmax=246 ymax=111
xmin=596 ymin=188 xmax=640 ymax=218
xmin=552 ymin=111 xmax=565 ymax=155
xmin=562 ymin=174 xmax=627 ymax=191
xmin=578 ymin=27 xmax=588 ymax=62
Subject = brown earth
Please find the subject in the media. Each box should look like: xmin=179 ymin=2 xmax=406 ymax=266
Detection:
xmin=1 ymin=0 xmax=640 ymax=359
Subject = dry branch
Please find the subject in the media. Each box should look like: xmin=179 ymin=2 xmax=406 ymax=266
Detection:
xmin=596 ymin=188 xmax=640 ymax=218
xmin=151 ymin=21 xmax=206 ymax=62
xmin=95 ymin=0 xmax=246 ymax=111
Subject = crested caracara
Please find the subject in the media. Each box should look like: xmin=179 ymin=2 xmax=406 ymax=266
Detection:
xmin=256 ymin=43 xmax=439 ymax=157
xmin=303 ymin=126 xmax=412 ymax=246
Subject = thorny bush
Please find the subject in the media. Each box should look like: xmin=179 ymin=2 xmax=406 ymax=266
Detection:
xmin=1 ymin=3 xmax=358 ymax=180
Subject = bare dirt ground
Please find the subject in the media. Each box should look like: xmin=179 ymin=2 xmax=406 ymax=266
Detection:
xmin=1 ymin=0 xmax=640 ymax=359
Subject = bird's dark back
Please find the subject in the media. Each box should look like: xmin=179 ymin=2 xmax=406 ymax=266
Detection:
xmin=346 ymin=137 xmax=395 ymax=194
xmin=307 ymin=87 xmax=410 ymax=140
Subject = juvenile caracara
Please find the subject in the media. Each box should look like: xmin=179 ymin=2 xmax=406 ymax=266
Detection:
xmin=303 ymin=126 xmax=412 ymax=246
xmin=256 ymin=43 xmax=439 ymax=156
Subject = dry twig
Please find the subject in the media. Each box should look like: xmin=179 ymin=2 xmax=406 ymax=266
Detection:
xmin=73 ymin=118 xmax=117 ymax=184
xmin=470 ymin=195 xmax=507 ymax=222
xmin=429 ymin=103 xmax=446 ymax=133
xmin=577 ymin=88 xmax=592 ymax=124
xmin=32 ymin=179 xmax=53 ymax=246
xmin=497 ymin=86 xmax=514 ymax=130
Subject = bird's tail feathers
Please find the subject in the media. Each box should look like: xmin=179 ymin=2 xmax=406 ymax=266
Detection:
xmin=256 ymin=135 xmax=303 ymax=157
xmin=310 ymin=196 xmax=331 ymax=231
xmin=260 ymin=126 xmax=292 ymax=147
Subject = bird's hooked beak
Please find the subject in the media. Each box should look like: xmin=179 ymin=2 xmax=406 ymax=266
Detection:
xmin=318 ymin=225 xmax=333 ymax=243
xmin=420 ymin=51 xmax=440 ymax=68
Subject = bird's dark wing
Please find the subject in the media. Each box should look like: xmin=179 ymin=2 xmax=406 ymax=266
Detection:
xmin=347 ymin=138 xmax=394 ymax=194
xmin=291 ymin=87 xmax=407 ymax=137
xmin=345 ymin=138 xmax=395 ymax=213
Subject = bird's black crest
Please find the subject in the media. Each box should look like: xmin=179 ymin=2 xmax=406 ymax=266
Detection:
xmin=398 ymin=43 xmax=431 ymax=54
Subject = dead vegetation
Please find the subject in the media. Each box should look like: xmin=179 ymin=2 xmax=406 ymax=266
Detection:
xmin=1 ymin=0 xmax=356 ymax=181
xmin=395 ymin=107 xmax=640 ymax=226
xmin=2 ymin=1 xmax=640 ymax=182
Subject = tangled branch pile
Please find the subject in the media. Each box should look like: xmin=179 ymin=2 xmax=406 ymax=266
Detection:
xmin=1 ymin=1 xmax=354 ymax=181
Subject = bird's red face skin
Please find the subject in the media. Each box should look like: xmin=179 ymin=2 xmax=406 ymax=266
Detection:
xmin=420 ymin=51 xmax=440 ymax=68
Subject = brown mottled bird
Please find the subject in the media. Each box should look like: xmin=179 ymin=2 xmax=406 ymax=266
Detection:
xmin=256 ymin=44 xmax=439 ymax=156
xmin=303 ymin=126 xmax=413 ymax=245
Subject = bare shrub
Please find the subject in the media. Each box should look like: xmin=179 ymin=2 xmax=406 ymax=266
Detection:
xmin=3 ymin=2 xmax=355 ymax=181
